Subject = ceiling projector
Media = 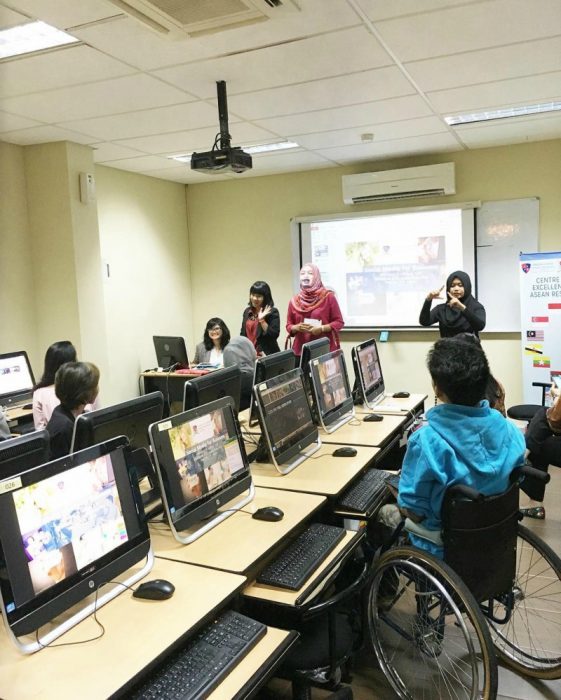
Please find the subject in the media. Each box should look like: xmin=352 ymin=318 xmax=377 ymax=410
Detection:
xmin=191 ymin=81 xmax=252 ymax=174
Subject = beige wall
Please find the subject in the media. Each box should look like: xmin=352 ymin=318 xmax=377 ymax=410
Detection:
xmin=186 ymin=139 xmax=561 ymax=405
xmin=0 ymin=142 xmax=38 ymax=368
xmin=95 ymin=166 xmax=192 ymax=403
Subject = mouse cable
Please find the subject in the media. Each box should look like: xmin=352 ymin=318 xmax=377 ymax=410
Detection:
xmin=201 ymin=508 xmax=254 ymax=521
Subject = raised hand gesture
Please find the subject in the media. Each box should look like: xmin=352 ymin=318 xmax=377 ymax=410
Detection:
xmin=258 ymin=305 xmax=272 ymax=321
xmin=426 ymin=285 xmax=444 ymax=301
xmin=447 ymin=291 xmax=465 ymax=311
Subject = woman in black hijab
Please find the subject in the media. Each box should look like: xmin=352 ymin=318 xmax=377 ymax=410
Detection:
xmin=419 ymin=270 xmax=486 ymax=337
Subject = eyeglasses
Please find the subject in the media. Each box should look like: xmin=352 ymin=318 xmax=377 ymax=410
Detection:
xmin=209 ymin=326 xmax=222 ymax=333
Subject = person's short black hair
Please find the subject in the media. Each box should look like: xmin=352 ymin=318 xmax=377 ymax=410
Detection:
xmin=428 ymin=338 xmax=489 ymax=406
xmin=54 ymin=362 xmax=99 ymax=410
xmin=35 ymin=340 xmax=77 ymax=390
xmin=203 ymin=317 xmax=230 ymax=351
xmin=249 ymin=281 xmax=274 ymax=307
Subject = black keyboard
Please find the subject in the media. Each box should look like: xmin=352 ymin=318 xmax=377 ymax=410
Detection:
xmin=337 ymin=469 xmax=391 ymax=513
xmin=130 ymin=610 xmax=266 ymax=700
xmin=257 ymin=523 xmax=346 ymax=591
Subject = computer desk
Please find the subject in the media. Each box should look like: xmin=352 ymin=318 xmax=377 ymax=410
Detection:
xmin=0 ymin=557 xmax=296 ymax=700
xmin=150 ymin=487 xmax=326 ymax=576
xmin=320 ymin=413 xmax=407 ymax=448
xmin=140 ymin=370 xmax=197 ymax=414
xmin=354 ymin=392 xmax=427 ymax=416
xmin=250 ymin=445 xmax=378 ymax=497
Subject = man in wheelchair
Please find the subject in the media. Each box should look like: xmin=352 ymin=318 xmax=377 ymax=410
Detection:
xmin=377 ymin=336 xmax=525 ymax=558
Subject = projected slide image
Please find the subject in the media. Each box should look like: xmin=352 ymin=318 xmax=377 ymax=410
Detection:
xmin=15 ymin=456 xmax=127 ymax=596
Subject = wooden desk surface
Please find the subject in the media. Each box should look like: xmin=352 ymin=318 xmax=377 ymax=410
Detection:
xmin=354 ymin=393 xmax=427 ymax=415
xmin=150 ymin=487 xmax=325 ymax=574
xmin=251 ymin=445 xmax=377 ymax=496
xmin=319 ymin=414 xmax=406 ymax=447
xmin=4 ymin=405 xmax=32 ymax=421
xmin=0 ymin=558 xmax=245 ymax=700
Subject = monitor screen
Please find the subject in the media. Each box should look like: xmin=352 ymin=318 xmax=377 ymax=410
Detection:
xmin=149 ymin=396 xmax=251 ymax=533
xmin=351 ymin=338 xmax=385 ymax=407
xmin=183 ymin=366 xmax=242 ymax=415
xmin=0 ymin=437 xmax=150 ymax=637
xmin=248 ymin=349 xmax=296 ymax=426
xmin=0 ymin=431 xmax=50 ymax=480
xmin=299 ymin=338 xmax=330 ymax=382
xmin=254 ymin=368 xmax=318 ymax=468
xmin=309 ymin=349 xmax=354 ymax=432
xmin=152 ymin=336 xmax=189 ymax=370
xmin=0 ymin=351 xmax=35 ymax=406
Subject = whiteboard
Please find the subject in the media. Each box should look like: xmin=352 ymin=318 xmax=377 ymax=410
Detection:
xmin=476 ymin=198 xmax=539 ymax=332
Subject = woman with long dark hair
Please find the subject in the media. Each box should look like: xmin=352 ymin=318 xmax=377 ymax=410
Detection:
xmin=193 ymin=318 xmax=230 ymax=367
xmin=32 ymin=341 xmax=78 ymax=429
xmin=240 ymin=281 xmax=280 ymax=356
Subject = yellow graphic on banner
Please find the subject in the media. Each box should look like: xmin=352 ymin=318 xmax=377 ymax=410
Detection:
xmin=524 ymin=343 xmax=544 ymax=356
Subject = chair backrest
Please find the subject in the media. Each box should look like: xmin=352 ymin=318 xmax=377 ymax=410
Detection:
xmin=441 ymin=482 xmax=519 ymax=602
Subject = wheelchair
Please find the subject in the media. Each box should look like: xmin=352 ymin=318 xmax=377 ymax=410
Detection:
xmin=367 ymin=465 xmax=561 ymax=699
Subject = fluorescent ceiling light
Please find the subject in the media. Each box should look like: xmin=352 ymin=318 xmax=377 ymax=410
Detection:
xmin=445 ymin=102 xmax=561 ymax=126
xmin=169 ymin=141 xmax=299 ymax=163
xmin=0 ymin=20 xmax=79 ymax=60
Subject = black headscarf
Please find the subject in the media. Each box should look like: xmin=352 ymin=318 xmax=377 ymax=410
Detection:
xmin=443 ymin=270 xmax=477 ymax=329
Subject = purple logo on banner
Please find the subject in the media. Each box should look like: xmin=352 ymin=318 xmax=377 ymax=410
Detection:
xmin=521 ymin=263 xmax=531 ymax=273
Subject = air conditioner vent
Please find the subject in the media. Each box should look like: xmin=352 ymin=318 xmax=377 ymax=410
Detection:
xmin=108 ymin=0 xmax=300 ymax=38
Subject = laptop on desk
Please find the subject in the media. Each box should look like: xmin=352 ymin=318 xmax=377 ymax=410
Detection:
xmin=0 ymin=351 xmax=35 ymax=410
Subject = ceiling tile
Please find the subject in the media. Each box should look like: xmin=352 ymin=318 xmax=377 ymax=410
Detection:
xmin=294 ymin=115 xmax=448 ymax=150
xmin=227 ymin=67 xmax=415 ymax=120
xmin=317 ymin=131 xmax=460 ymax=164
xmin=153 ymin=27 xmax=391 ymax=99
xmin=254 ymin=95 xmax=433 ymax=136
xmin=4 ymin=0 xmax=119 ymax=28
xmin=61 ymin=101 xmax=223 ymax=141
xmin=0 ymin=44 xmax=135 ymax=98
xmin=91 ymin=141 xmax=146 ymax=162
xmin=103 ymin=154 xmax=181 ymax=172
xmin=0 ymin=110 xmax=42 ymax=132
xmin=0 ymin=5 xmax=29 ymax=27
xmin=0 ymin=123 xmax=96 ymax=145
xmin=73 ymin=0 xmax=359 ymax=71
xmin=114 ymin=122 xmax=277 ymax=156
xmin=428 ymin=71 xmax=561 ymax=114
xmin=358 ymin=0 xmax=481 ymax=21
xmin=0 ymin=73 xmax=194 ymax=122
xmin=405 ymin=36 xmax=561 ymax=93
xmin=454 ymin=112 xmax=561 ymax=148
xmin=374 ymin=0 xmax=561 ymax=62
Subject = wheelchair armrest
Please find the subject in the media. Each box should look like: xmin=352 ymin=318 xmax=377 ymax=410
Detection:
xmin=404 ymin=518 xmax=443 ymax=546
xmin=510 ymin=464 xmax=551 ymax=485
xmin=446 ymin=484 xmax=484 ymax=501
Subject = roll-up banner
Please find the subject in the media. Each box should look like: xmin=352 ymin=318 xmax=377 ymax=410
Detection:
xmin=519 ymin=252 xmax=561 ymax=404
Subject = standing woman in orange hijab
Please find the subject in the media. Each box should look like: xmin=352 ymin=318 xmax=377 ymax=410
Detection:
xmin=286 ymin=263 xmax=345 ymax=357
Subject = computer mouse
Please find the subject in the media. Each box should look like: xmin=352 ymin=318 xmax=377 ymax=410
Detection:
xmin=364 ymin=413 xmax=384 ymax=422
xmin=133 ymin=579 xmax=175 ymax=601
xmin=393 ymin=392 xmax=411 ymax=399
xmin=252 ymin=506 xmax=284 ymax=522
xmin=332 ymin=446 xmax=358 ymax=457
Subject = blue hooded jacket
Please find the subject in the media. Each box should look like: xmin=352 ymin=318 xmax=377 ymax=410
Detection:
xmin=397 ymin=400 xmax=525 ymax=556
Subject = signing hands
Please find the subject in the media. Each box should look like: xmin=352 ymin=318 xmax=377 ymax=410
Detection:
xmin=426 ymin=285 xmax=444 ymax=301
xmin=447 ymin=291 xmax=466 ymax=311
xmin=258 ymin=305 xmax=272 ymax=321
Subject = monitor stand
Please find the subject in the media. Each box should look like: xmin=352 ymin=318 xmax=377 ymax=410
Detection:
xmin=253 ymin=435 xmax=322 ymax=475
xmin=320 ymin=409 xmax=355 ymax=434
xmin=4 ymin=549 xmax=154 ymax=655
xmin=168 ymin=483 xmax=255 ymax=545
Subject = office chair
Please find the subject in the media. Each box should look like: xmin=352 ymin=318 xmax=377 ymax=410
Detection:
xmin=506 ymin=381 xmax=550 ymax=422
xmin=277 ymin=554 xmax=372 ymax=700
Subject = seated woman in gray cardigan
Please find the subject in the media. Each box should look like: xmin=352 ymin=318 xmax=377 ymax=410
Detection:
xmin=193 ymin=317 xmax=231 ymax=367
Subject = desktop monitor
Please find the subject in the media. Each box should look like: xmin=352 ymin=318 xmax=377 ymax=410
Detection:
xmin=309 ymin=349 xmax=355 ymax=433
xmin=299 ymin=338 xmax=330 ymax=382
xmin=152 ymin=336 xmax=189 ymax=370
xmin=0 ymin=430 xmax=50 ymax=480
xmin=183 ymin=366 xmax=242 ymax=415
xmin=0 ymin=437 xmax=152 ymax=652
xmin=248 ymin=349 xmax=296 ymax=426
xmin=149 ymin=396 xmax=253 ymax=543
xmin=351 ymin=338 xmax=385 ymax=408
xmin=0 ymin=351 xmax=35 ymax=408
xmin=253 ymin=368 xmax=321 ymax=474
xmin=71 ymin=393 xmax=164 ymax=515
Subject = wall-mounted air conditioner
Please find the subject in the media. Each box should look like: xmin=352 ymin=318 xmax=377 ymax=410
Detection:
xmin=108 ymin=0 xmax=300 ymax=38
xmin=342 ymin=163 xmax=456 ymax=204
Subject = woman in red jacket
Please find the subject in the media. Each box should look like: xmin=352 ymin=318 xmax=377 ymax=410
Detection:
xmin=286 ymin=263 xmax=344 ymax=357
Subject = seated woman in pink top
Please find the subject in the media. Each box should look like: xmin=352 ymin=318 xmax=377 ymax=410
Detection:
xmin=32 ymin=341 xmax=98 ymax=429
xmin=286 ymin=264 xmax=345 ymax=358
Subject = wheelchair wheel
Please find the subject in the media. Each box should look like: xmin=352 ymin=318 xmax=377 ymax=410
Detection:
xmin=368 ymin=546 xmax=497 ymax=699
xmin=487 ymin=524 xmax=561 ymax=679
